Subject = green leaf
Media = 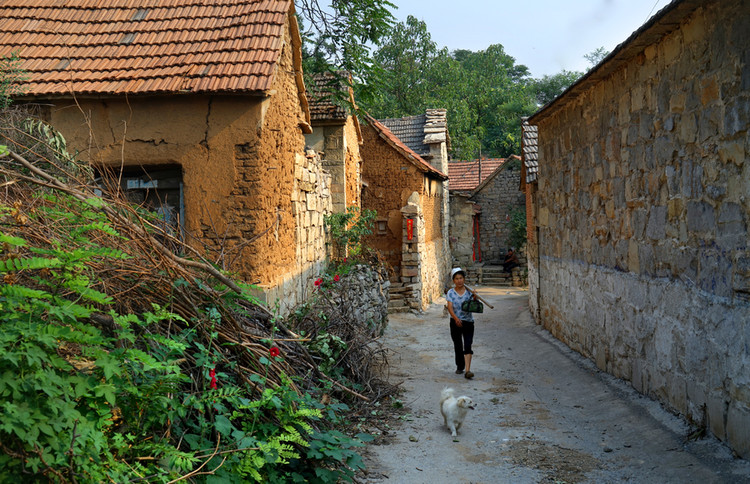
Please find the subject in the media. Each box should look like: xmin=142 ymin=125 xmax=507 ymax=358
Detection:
xmin=214 ymin=415 xmax=234 ymax=436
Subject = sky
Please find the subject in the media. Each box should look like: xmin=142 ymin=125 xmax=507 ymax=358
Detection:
xmin=390 ymin=0 xmax=672 ymax=77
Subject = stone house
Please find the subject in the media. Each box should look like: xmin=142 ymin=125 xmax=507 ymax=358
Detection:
xmin=360 ymin=114 xmax=449 ymax=310
xmin=524 ymin=0 xmax=749 ymax=458
xmin=305 ymin=72 xmax=363 ymax=215
xmin=448 ymin=157 xmax=525 ymax=267
xmin=2 ymin=0 xmax=330 ymax=313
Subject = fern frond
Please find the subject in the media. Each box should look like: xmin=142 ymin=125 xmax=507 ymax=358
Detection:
xmin=0 ymin=256 xmax=62 ymax=272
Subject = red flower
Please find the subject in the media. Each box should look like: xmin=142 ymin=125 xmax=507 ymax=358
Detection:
xmin=269 ymin=346 xmax=280 ymax=358
xmin=209 ymin=368 xmax=217 ymax=389
xmin=314 ymin=278 xmax=322 ymax=287
xmin=333 ymin=274 xmax=340 ymax=282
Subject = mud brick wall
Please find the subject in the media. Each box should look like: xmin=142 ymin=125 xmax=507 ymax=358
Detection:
xmin=470 ymin=160 xmax=525 ymax=264
xmin=361 ymin=123 xmax=448 ymax=308
xmin=48 ymin=21 xmax=329 ymax=313
xmin=530 ymin=1 xmax=750 ymax=458
xmin=344 ymin=117 xmax=362 ymax=209
xmin=361 ymin=123 xmax=425 ymax=271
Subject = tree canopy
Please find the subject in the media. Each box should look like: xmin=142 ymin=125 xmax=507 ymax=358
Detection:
xmin=353 ymin=16 xmax=538 ymax=159
xmin=299 ymin=7 xmax=591 ymax=160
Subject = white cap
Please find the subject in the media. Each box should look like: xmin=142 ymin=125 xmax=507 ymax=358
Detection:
xmin=451 ymin=267 xmax=465 ymax=279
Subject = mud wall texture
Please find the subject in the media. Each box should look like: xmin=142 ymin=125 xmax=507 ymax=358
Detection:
xmin=361 ymin=123 xmax=424 ymax=271
xmin=470 ymin=161 xmax=525 ymax=264
xmin=46 ymin=20 xmax=329 ymax=312
xmin=344 ymin=117 xmax=362 ymax=209
xmin=529 ymin=1 xmax=750 ymax=458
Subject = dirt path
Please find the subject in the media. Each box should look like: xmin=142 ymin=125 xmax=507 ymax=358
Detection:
xmin=359 ymin=287 xmax=750 ymax=484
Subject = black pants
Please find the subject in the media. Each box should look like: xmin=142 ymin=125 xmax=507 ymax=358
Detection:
xmin=450 ymin=318 xmax=474 ymax=371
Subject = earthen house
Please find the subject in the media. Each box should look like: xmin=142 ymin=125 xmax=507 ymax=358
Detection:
xmin=361 ymin=114 xmax=449 ymax=310
xmin=305 ymin=72 xmax=363 ymax=215
xmin=1 ymin=0 xmax=330 ymax=312
xmin=524 ymin=0 xmax=749 ymax=458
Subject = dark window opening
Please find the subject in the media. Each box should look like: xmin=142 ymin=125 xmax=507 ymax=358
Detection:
xmin=99 ymin=165 xmax=184 ymax=243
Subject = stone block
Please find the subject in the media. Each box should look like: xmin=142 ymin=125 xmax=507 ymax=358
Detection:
xmin=698 ymin=251 xmax=733 ymax=298
xmin=686 ymin=201 xmax=715 ymax=233
xmin=678 ymin=113 xmax=698 ymax=143
xmin=646 ymin=205 xmax=667 ymax=240
xmin=667 ymin=373 xmax=688 ymax=415
xmin=727 ymin=403 xmax=750 ymax=459
xmin=401 ymin=267 xmax=419 ymax=277
xmin=707 ymin=393 xmax=728 ymax=441
xmin=717 ymin=202 xmax=746 ymax=248
xmin=639 ymin=243 xmax=654 ymax=275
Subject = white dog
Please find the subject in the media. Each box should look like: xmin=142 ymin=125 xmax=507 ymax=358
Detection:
xmin=440 ymin=387 xmax=475 ymax=437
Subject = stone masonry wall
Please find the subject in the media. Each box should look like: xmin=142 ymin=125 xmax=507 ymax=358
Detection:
xmin=531 ymin=1 xmax=750 ymax=457
xmin=449 ymin=194 xmax=476 ymax=267
xmin=470 ymin=160 xmax=525 ymax=264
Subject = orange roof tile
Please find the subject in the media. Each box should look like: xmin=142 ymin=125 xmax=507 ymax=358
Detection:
xmin=448 ymin=158 xmax=509 ymax=192
xmin=0 ymin=0 xmax=293 ymax=97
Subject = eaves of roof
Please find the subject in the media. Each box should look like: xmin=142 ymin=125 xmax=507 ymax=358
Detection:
xmin=470 ymin=155 xmax=521 ymax=196
xmin=448 ymin=158 xmax=507 ymax=191
xmin=529 ymin=0 xmax=703 ymax=124
xmin=0 ymin=0 xmax=302 ymax=100
xmin=364 ymin=114 xmax=448 ymax=181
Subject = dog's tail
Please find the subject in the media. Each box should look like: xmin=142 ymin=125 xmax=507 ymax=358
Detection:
xmin=440 ymin=387 xmax=455 ymax=404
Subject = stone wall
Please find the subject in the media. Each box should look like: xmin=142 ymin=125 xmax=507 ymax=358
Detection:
xmin=305 ymin=115 xmax=361 ymax=214
xmin=529 ymin=1 xmax=750 ymax=458
xmin=470 ymin=160 xmax=525 ymax=264
xmin=449 ymin=194 xmax=476 ymax=267
xmin=333 ymin=264 xmax=390 ymax=336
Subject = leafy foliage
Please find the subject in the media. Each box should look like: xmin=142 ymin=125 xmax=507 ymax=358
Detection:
xmin=298 ymin=0 xmax=396 ymax=94
xmin=506 ymin=206 xmax=527 ymax=251
xmin=0 ymin=115 xmax=378 ymax=482
xmin=531 ymin=70 xmax=583 ymax=106
xmin=357 ymin=16 xmax=538 ymax=159
xmin=324 ymin=206 xmax=377 ymax=259
xmin=0 ymin=51 xmax=27 ymax=109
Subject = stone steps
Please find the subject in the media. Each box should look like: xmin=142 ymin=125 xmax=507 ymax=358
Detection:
xmin=388 ymin=282 xmax=412 ymax=313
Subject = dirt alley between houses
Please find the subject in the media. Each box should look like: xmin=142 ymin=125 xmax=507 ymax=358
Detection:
xmin=357 ymin=287 xmax=750 ymax=484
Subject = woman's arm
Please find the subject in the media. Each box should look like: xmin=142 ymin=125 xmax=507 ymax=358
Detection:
xmin=446 ymin=301 xmax=462 ymax=327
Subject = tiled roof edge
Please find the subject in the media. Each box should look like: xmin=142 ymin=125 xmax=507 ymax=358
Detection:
xmin=365 ymin=113 xmax=448 ymax=180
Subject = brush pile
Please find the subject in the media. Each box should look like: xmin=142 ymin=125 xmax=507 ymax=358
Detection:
xmin=0 ymin=105 xmax=396 ymax=482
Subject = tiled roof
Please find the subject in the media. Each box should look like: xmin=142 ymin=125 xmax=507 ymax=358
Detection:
xmin=380 ymin=114 xmax=429 ymax=155
xmin=448 ymin=158 xmax=507 ymax=192
xmin=0 ymin=0 xmax=294 ymax=96
xmin=522 ymin=118 xmax=538 ymax=183
xmin=365 ymin=114 xmax=448 ymax=180
xmin=307 ymin=72 xmax=349 ymax=121
xmin=379 ymin=109 xmax=449 ymax=156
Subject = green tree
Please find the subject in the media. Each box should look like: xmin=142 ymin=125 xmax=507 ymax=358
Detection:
xmin=584 ymin=46 xmax=610 ymax=68
xmin=297 ymin=0 xmax=396 ymax=86
xmin=359 ymin=16 xmax=538 ymax=159
xmin=532 ymin=69 xmax=583 ymax=106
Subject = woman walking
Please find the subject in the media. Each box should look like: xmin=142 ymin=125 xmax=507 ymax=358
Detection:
xmin=445 ymin=268 xmax=478 ymax=379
